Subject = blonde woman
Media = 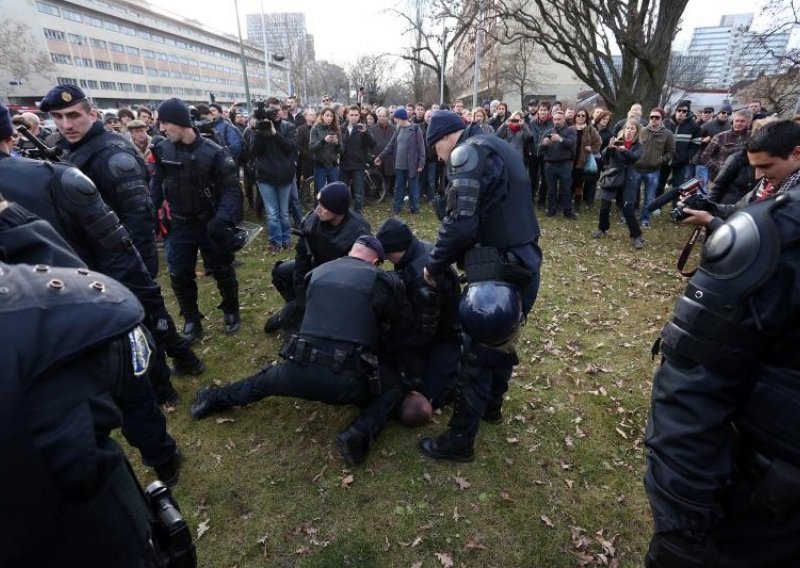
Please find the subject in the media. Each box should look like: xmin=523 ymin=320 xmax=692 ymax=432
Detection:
xmin=496 ymin=110 xmax=532 ymax=159
xmin=472 ymin=107 xmax=495 ymax=135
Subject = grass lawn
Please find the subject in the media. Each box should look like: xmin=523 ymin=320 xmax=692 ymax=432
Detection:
xmin=129 ymin=199 xmax=693 ymax=567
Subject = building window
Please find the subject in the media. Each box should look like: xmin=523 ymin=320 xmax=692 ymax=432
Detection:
xmin=80 ymin=79 xmax=99 ymax=89
xmin=56 ymin=77 xmax=78 ymax=85
xmin=95 ymin=60 xmax=112 ymax=70
xmin=163 ymin=86 xmax=173 ymax=94
xmin=74 ymin=57 xmax=93 ymax=67
xmin=36 ymin=1 xmax=59 ymax=16
xmin=99 ymin=81 xmax=116 ymax=90
xmin=85 ymin=15 xmax=102 ymax=27
xmin=113 ymin=63 xmax=128 ymax=72
xmin=133 ymin=84 xmax=147 ymax=93
xmin=126 ymin=46 xmax=140 ymax=55
xmin=68 ymin=34 xmax=87 ymax=45
xmin=62 ymin=9 xmax=82 ymax=22
xmin=151 ymin=34 xmax=164 ymax=44
xmin=141 ymin=49 xmax=155 ymax=59
xmin=43 ymin=28 xmax=65 ymax=40
xmin=90 ymin=38 xmax=107 ymax=48
xmin=51 ymin=53 xmax=72 ymax=64
xmin=118 ymin=83 xmax=132 ymax=92
xmin=120 ymin=25 xmax=135 ymax=36
xmin=137 ymin=30 xmax=152 ymax=40
xmin=149 ymin=85 xmax=162 ymax=93
xmin=129 ymin=64 xmax=144 ymax=74
xmin=103 ymin=20 xmax=119 ymax=32
xmin=110 ymin=42 xmax=125 ymax=52
xmin=146 ymin=67 xmax=158 ymax=76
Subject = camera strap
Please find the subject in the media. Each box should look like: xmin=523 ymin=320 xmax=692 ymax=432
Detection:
xmin=676 ymin=227 xmax=703 ymax=277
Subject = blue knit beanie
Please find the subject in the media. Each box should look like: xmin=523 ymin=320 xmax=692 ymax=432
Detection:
xmin=426 ymin=110 xmax=465 ymax=145
xmin=157 ymin=98 xmax=192 ymax=127
xmin=317 ymin=181 xmax=350 ymax=215
xmin=393 ymin=108 xmax=408 ymax=121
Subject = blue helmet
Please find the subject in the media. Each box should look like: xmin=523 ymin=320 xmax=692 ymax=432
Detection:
xmin=458 ymin=281 xmax=522 ymax=346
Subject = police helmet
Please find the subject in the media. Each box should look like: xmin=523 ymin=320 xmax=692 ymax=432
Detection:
xmin=458 ymin=281 xmax=522 ymax=346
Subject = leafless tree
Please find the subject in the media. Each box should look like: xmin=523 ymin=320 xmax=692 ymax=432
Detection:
xmin=0 ymin=21 xmax=53 ymax=87
xmin=347 ymin=54 xmax=394 ymax=105
xmin=491 ymin=0 xmax=689 ymax=113
xmin=661 ymin=53 xmax=708 ymax=107
xmin=494 ymin=36 xmax=551 ymax=108
xmin=306 ymin=60 xmax=349 ymax=104
xmin=389 ymin=0 xmax=481 ymax=104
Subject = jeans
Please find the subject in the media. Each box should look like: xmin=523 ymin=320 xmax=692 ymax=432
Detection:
xmin=631 ymin=170 xmax=660 ymax=223
xmin=392 ymin=168 xmax=420 ymax=213
xmin=544 ymin=162 xmax=573 ymax=215
xmin=257 ymin=181 xmax=291 ymax=246
xmin=314 ymin=164 xmax=339 ymax=191
xmin=671 ymin=164 xmax=694 ymax=189
xmin=424 ymin=161 xmax=438 ymax=201
xmin=598 ymin=180 xmax=641 ymax=238
xmin=340 ymin=168 xmax=365 ymax=212
xmin=289 ymin=179 xmax=303 ymax=226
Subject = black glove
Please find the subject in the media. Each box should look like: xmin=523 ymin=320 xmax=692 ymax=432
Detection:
xmin=206 ymin=218 xmax=245 ymax=253
xmin=645 ymin=531 xmax=717 ymax=568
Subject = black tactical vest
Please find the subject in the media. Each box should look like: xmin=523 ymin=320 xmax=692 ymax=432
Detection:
xmin=465 ymin=135 xmax=540 ymax=249
xmin=301 ymin=256 xmax=381 ymax=348
xmin=152 ymin=136 xmax=222 ymax=219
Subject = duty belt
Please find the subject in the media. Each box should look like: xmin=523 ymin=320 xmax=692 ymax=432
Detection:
xmin=170 ymin=212 xmax=212 ymax=225
xmin=280 ymin=336 xmax=361 ymax=373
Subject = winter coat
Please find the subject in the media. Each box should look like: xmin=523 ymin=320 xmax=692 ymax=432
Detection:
xmin=571 ymin=125 xmax=602 ymax=169
xmin=309 ymin=124 xmax=343 ymax=166
xmin=369 ymin=123 xmax=396 ymax=176
xmin=377 ymin=122 xmax=426 ymax=178
xmin=635 ymin=127 xmax=675 ymax=172
xmin=496 ymin=122 xmax=533 ymax=160
xmin=707 ymin=149 xmax=755 ymax=205
xmin=340 ymin=123 xmax=375 ymax=171
xmin=666 ymin=117 xmax=702 ymax=166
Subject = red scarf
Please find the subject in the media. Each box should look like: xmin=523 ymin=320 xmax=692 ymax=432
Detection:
xmin=623 ymin=139 xmax=633 ymax=150
xmin=509 ymin=122 xmax=522 ymax=133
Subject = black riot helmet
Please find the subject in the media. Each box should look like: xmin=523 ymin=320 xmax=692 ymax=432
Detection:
xmin=458 ymin=281 xmax=522 ymax=346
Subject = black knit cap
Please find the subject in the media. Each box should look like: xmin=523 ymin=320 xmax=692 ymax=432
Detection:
xmin=426 ymin=110 xmax=465 ymax=146
xmin=157 ymin=98 xmax=192 ymax=127
xmin=317 ymin=181 xmax=350 ymax=215
xmin=39 ymin=84 xmax=88 ymax=112
xmin=376 ymin=218 xmax=413 ymax=253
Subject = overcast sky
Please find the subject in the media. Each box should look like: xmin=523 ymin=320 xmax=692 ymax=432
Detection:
xmin=163 ymin=0 xmax=767 ymax=64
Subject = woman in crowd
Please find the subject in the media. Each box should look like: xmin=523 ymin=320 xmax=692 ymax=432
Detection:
xmin=594 ymin=111 xmax=615 ymax=152
xmin=309 ymin=108 xmax=343 ymax=190
xmin=472 ymin=107 xmax=495 ymax=135
xmin=488 ymin=101 xmax=509 ymax=131
xmin=462 ymin=110 xmax=474 ymax=124
xmin=593 ymin=119 xmax=645 ymax=249
xmin=365 ymin=112 xmax=377 ymax=127
xmin=571 ymin=108 xmax=602 ymax=211
xmin=496 ymin=110 xmax=533 ymax=160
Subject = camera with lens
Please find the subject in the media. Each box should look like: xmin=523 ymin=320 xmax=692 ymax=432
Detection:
xmin=145 ymin=481 xmax=196 ymax=568
xmin=671 ymin=192 xmax=709 ymax=222
xmin=647 ymin=177 xmax=715 ymax=221
xmin=189 ymin=107 xmax=216 ymax=139
xmin=252 ymin=100 xmax=278 ymax=131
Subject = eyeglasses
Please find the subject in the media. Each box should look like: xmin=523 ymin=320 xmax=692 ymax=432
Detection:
xmin=649 ymin=115 xmax=662 ymax=120
xmin=676 ymin=109 xmax=688 ymax=114
xmin=718 ymin=111 xmax=730 ymax=115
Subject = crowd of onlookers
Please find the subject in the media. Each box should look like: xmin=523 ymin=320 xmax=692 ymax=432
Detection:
xmin=9 ymin=92 xmax=800 ymax=251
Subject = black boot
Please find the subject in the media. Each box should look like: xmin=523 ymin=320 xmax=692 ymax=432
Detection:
xmin=264 ymin=311 xmax=283 ymax=334
xmin=154 ymin=450 xmax=182 ymax=487
xmin=215 ymin=269 xmax=240 ymax=335
xmin=182 ymin=318 xmax=203 ymax=344
xmin=171 ymin=356 xmax=206 ymax=376
xmin=224 ymin=310 xmax=240 ymax=334
xmin=482 ymin=402 xmax=503 ymax=424
xmin=419 ymin=431 xmax=475 ymax=462
xmin=170 ymin=273 xmax=203 ymax=344
xmin=190 ymin=385 xmax=231 ymax=419
xmin=335 ymin=426 xmax=371 ymax=466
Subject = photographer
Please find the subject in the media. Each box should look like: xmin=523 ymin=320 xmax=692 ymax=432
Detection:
xmin=250 ymin=97 xmax=298 ymax=252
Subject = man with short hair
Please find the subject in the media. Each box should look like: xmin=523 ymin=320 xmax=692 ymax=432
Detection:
xmin=539 ymin=109 xmax=578 ymax=218
xmin=748 ymin=100 xmax=767 ymax=121
xmin=644 ymin=119 xmax=800 ymax=568
xmin=375 ymin=108 xmax=426 ymax=215
xmin=286 ymin=95 xmax=304 ymax=126
xmin=206 ymin=102 xmax=243 ymax=162
xmin=371 ymin=107 xmax=396 ymax=194
xmin=696 ymin=105 xmax=731 ymax=186
xmin=453 ymin=99 xmax=464 ymax=115
xmin=127 ymin=119 xmax=152 ymax=163
xmin=20 ymin=111 xmax=49 ymax=141
xmin=340 ymin=105 xmax=376 ymax=213
xmin=137 ymin=107 xmax=158 ymax=137
xmin=528 ymin=102 xmax=554 ymax=207
xmin=665 ymin=100 xmax=702 ymax=188
xmin=295 ymin=109 xmax=316 ymax=192
xmin=634 ymin=107 xmax=675 ymax=227
xmin=701 ymin=110 xmax=752 ymax=182
xmin=413 ymin=102 xmax=426 ymax=124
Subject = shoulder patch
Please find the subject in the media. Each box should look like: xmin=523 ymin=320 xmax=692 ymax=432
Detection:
xmin=128 ymin=325 xmax=152 ymax=377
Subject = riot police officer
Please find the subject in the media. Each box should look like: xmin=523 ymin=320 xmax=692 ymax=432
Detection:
xmin=151 ymin=98 xmax=243 ymax=341
xmin=264 ymin=181 xmax=371 ymax=334
xmin=0 ymin=258 xmax=184 ymax=567
xmin=420 ymin=110 xmax=543 ymax=461
xmin=0 ymin=102 xmax=202 ymax=405
xmin=190 ymin=237 xmax=410 ymax=438
xmin=644 ymin=120 xmax=800 ymax=567
xmin=41 ymin=84 xmax=159 ymax=278
xmin=336 ymin=218 xmax=462 ymax=466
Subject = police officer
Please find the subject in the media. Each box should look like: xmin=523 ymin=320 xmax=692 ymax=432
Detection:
xmin=264 ymin=181 xmax=371 ymax=334
xmin=190 ymin=237 xmax=410 ymax=438
xmin=335 ymin=218 xmax=462 ymax=466
xmin=151 ymin=98 xmax=244 ymax=340
xmin=420 ymin=110 xmax=543 ymax=461
xmin=644 ymin=120 xmax=800 ymax=567
xmin=0 ymin=258 xmax=171 ymax=567
xmin=41 ymin=84 xmax=159 ymax=278
xmin=0 ymin=102 xmax=202 ymax=404
xmin=0 ymin=195 xmax=182 ymax=485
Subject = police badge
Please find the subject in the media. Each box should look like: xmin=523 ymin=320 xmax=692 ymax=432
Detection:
xmin=128 ymin=325 xmax=152 ymax=377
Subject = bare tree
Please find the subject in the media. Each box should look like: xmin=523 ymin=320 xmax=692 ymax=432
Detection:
xmin=491 ymin=0 xmax=690 ymax=113
xmin=389 ymin=0 xmax=481 ymax=104
xmin=0 ymin=20 xmax=53 ymax=86
xmin=347 ymin=54 xmax=393 ymax=105
xmin=306 ymin=60 xmax=349 ymax=104
xmin=494 ymin=36 xmax=550 ymax=107
xmin=660 ymin=53 xmax=708 ymax=107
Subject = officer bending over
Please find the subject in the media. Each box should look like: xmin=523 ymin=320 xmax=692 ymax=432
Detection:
xmin=151 ymin=98 xmax=244 ymax=341
xmin=421 ymin=110 xmax=543 ymax=462
xmin=335 ymin=218 xmax=462 ymax=466
xmin=265 ymin=181 xmax=370 ymax=334
xmin=644 ymin=120 xmax=800 ymax=567
xmin=190 ymin=237 xmax=410 ymax=444
xmin=0 ymin=102 xmax=202 ymax=405
xmin=0 ymin=257 xmax=194 ymax=567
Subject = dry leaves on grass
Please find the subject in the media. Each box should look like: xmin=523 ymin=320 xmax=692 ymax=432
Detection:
xmin=196 ymin=519 xmax=210 ymax=540
xmin=454 ymin=474 xmax=471 ymax=490
xmin=435 ymin=551 xmax=454 ymax=567
xmin=341 ymin=474 xmax=354 ymax=488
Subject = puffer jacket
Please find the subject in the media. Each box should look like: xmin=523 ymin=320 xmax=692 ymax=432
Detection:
xmin=309 ymin=124 xmax=343 ymax=166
